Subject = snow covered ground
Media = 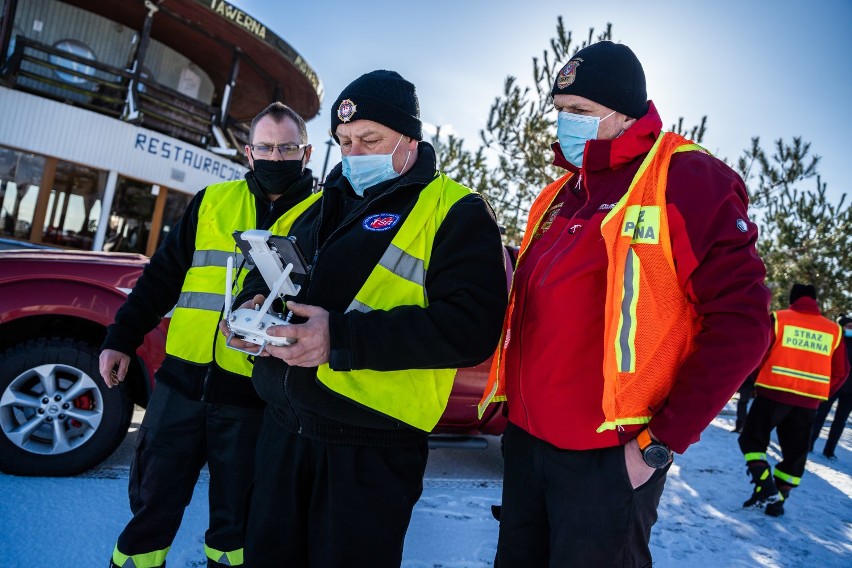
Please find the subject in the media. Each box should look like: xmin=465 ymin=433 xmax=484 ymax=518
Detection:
xmin=1 ymin=402 xmax=850 ymax=567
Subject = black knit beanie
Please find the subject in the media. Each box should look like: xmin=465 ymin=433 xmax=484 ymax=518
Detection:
xmin=330 ymin=70 xmax=422 ymax=143
xmin=551 ymin=41 xmax=648 ymax=119
xmin=837 ymin=314 xmax=852 ymax=327
xmin=789 ymin=283 xmax=817 ymax=304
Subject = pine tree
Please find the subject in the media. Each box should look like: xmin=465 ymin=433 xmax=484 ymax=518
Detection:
xmin=737 ymin=138 xmax=851 ymax=313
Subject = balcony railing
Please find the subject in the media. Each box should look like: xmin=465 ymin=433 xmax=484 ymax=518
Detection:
xmin=1 ymin=37 xmax=248 ymax=163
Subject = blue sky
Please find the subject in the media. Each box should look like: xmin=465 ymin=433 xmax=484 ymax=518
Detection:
xmin=234 ymin=0 xmax=852 ymax=206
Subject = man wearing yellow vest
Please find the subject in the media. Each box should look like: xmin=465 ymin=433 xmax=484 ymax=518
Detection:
xmin=227 ymin=70 xmax=508 ymax=566
xmin=99 ymin=102 xmax=320 ymax=568
xmin=739 ymin=283 xmax=848 ymax=517
xmin=477 ymin=41 xmax=772 ymax=566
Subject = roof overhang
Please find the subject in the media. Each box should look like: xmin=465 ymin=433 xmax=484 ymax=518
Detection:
xmin=59 ymin=0 xmax=322 ymax=122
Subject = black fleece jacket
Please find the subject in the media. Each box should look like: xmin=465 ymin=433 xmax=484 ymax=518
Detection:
xmin=237 ymin=143 xmax=507 ymax=444
xmin=101 ymin=170 xmax=314 ymax=408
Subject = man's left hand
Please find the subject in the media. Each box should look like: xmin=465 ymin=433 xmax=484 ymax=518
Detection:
xmin=265 ymin=301 xmax=330 ymax=367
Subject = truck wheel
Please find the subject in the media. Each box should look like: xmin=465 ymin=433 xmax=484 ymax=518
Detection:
xmin=0 ymin=338 xmax=133 ymax=476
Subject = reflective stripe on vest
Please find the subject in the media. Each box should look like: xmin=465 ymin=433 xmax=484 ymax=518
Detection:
xmin=316 ymin=174 xmax=473 ymax=432
xmin=597 ymin=133 xmax=704 ymax=432
xmin=165 ymin=180 xmax=320 ymax=376
xmin=755 ymin=309 xmax=841 ymax=400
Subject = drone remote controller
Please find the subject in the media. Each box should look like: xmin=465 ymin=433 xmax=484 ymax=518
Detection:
xmin=223 ymin=230 xmax=306 ymax=356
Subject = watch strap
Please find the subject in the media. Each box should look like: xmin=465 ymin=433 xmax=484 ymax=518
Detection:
xmin=636 ymin=428 xmax=653 ymax=451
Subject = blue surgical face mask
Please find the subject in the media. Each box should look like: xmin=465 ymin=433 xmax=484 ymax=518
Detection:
xmin=556 ymin=110 xmax=615 ymax=168
xmin=844 ymin=328 xmax=852 ymax=338
xmin=342 ymin=134 xmax=410 ymax=196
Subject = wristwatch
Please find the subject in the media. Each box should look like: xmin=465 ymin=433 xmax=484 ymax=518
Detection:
xmin=636 ymin=429 xmax=673 ymax=468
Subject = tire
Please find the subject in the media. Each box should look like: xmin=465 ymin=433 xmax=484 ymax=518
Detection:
xmin=0 ymin=337 xmax=133 ymax=476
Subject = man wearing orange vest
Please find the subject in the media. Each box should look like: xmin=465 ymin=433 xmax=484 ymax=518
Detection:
xmin=477 ymin=41 xmax=771 ymax=566
xmin=739 ymin=283 xmax=848 ymax=516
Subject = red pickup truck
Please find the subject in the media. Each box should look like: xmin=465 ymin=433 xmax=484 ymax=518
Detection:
xmin=0 ymin=248 xmax=511 ymax=476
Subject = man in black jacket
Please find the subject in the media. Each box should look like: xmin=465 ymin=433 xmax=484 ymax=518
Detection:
xmin=229 ymin=70 xmax=508 ymax=567
xmin=100 ymin=102 xmax=317 ymax=568
xmin=810 ymin=314 xmax=852 ymax=459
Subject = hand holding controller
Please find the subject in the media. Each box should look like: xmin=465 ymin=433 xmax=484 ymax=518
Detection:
xmin=227 ymin=302 xmax=293 ymax=350
xmin=223 ymin=230 xmax=306 ymax=356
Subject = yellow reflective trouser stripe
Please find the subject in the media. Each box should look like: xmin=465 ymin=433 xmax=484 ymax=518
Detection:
xmin=192 ymin=249 xmax=246 ymax=268
xmin=744 ymin=452 xmax=767 ymax=462
xmin=771 ymin=365 xmax=830 ymax=383
xmin=112 ymin=544 xmax=169 ymax=568
xmin=773 ymin=467 xmax=801 ymax=486
xmin=175 ymin=291 xmax=226 ymax=312
xmin=204 ymin=544 xmax=244 ymax=566
xmin=615 ymin=249 xmax=639 ymax=373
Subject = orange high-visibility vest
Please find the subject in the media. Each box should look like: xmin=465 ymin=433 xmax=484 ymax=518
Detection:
xmin=755 ymin=309 xmax=841 ymax=400
xmin=478 ymin=133 xmax=705 ymax=433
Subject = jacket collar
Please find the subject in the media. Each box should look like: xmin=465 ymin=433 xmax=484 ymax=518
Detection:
xmin=552 ymin=100 xmax=664 ymax=174
xmin=789 ymin=296 xmax=822 ymax=315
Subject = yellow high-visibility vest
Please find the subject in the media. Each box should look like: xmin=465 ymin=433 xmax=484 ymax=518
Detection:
xmin=166 ymin=180 xmax=320 ymax=376
xmin=316 ymin=174 xmax=473 ymax=431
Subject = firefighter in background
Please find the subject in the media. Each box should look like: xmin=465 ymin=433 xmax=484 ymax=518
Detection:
xmin=739 ymin=283 xmax=849 ymax=516
xmin=810 ymin=313 xmax=852 ymax=459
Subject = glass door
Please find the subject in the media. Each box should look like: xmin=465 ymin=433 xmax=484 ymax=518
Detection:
xmin=103 ymin=175 xmax=157 ymax=255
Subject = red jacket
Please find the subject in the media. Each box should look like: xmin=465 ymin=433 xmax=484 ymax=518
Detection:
xmin=754 ymin=297 xmax=849 ymax=408
xmin=502 ymin=102 xmax=771 ymax=454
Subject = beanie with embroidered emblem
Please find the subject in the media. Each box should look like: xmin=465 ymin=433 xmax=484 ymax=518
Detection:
xmin=551 ymin=41 xmax=648 ymax=119
xmin=330 ymin=70 xmax=422 ymax=143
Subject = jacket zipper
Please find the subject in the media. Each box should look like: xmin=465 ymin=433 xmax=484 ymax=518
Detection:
xmin=517 ymin=173 xmax=585 ymax=427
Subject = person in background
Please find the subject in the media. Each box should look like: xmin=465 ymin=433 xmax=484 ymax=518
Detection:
xmin=227 ymin=70 xmax=508 ymax=567
xmin=809 ymin=313 xmax=852 ymax=459
xmin=733 ymin=372 xmax=756 ymax=433
xmin=739 ymin=284 xmax=848 ymax=516
xmin=477 ymin=40 xmax=771 ymax=566
xmin=100 ymin=102 xmax=320 ymax=568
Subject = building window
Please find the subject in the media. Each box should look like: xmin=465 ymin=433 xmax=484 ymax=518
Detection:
xmin=103 ymin=176 xmax=156 ymax=255
xmin=42 ymin=161 xmax=106 ymax=251
xmin=0 ymin=147 xmax=45 ymax=241
xmin=156 ymin=189 xmax=193 ymax=250
xmin=6 ymin=26 xmax=23 ymax=59
xmin=49 ymin=39 xmax=96 ymax=84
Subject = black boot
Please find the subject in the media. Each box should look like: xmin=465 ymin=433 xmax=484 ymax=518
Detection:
xmin=765 ymin=483 xmax=791 ymax=517
xmin=743 ymin=461 xmax=780 ymax=509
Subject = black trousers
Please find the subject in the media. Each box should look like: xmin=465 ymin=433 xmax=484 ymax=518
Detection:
xmin=735 ymin=377 xmax=755 ymax=431
xmin=811 ymin=392 xmax=852 ymax=456
xmin=496 ymin=422 xmax=668 ymax=568
xmin=738 ymin=395 xmax=815 ymax=485
xmin=244 ymin=408 xmax=429 ymax=567
xmin=115 ymin=381 xmax=263 ymax=567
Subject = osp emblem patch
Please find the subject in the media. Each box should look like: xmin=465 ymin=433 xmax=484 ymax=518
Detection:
xmin=736 ymin=219 xmax=748 ymax=232
xmin=556 ymin=58 xmax=583 ymax=89
xmin=337 ymin=99 xmax=357 ymax=123
xmin=363 ymin=213 xmax=401 ymax=231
